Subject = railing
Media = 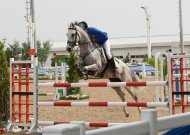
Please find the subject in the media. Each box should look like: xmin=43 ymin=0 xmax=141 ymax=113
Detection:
xmin=42 ymin=109 xmax=190 ymax=135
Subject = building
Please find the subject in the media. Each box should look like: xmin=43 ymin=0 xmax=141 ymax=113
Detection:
xmin=45 ymin=35 xmax=190 ymax=67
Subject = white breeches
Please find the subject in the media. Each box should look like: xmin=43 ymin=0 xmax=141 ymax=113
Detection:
xmin=103 ymin=40 xmax=112 ymax=60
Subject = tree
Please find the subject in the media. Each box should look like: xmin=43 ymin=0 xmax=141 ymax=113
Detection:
xmin=123 ymin=52 xmax=131 ymax=63
xmin=21 ymin=42 xmax=30 ymax=60
xmin=5 ymin=41 xmax=22 ymax=62
xmin=51 ymin=55 xmax=69 ymax=67
xmin=143 ymin=54 xmax=148 ymax=62
xmin=36 ymin=40 xmax=52 ymax=67
xmin=66 ymin=52 xmax=80 ymax=95
xmin=5 ymin=40 xmax=52 ymax=68
xmin=0 ymin=41 xmax=10 ymax=122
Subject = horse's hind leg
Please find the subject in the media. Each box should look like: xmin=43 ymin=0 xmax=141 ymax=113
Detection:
xmin=124 ymin=86 xmax=141 ymax=114
xmin=124 ymin=86 xmax=138 ymax=102
xmin=112 ymin=87 xmax=129 ymax=117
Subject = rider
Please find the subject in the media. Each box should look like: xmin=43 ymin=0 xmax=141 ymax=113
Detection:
xmin=78 ymin=21 xmax=118 ymax=77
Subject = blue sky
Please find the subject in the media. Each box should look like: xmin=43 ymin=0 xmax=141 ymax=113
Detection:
xmin=0 ymin=0 xmax=190 ymax=44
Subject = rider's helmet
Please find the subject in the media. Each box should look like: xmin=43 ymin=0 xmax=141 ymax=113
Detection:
xmin=78 ymin=21 xmax=88 ymax=30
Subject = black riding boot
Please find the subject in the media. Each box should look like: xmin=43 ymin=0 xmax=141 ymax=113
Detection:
xmin=109 ymin=57 xmax=119 ymax=77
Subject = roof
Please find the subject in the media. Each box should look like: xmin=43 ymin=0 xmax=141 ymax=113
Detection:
xmin=51 ymin=35 xmax=190 ymax=50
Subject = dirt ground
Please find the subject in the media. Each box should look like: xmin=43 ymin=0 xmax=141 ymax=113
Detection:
xmin=6 ymin=77 xmax=176 ymax=134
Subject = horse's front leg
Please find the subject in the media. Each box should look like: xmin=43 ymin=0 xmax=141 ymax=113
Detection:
xmin=83 ymin=64 xmax=100 ymax=75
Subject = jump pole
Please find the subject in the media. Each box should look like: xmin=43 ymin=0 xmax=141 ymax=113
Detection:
xmin=38 ymin=121 xmax=127 ymax=127
xmin=38 ymin=81 xmax=167 ymax=87
xmin=38 ymin=101 xmax=168 ymax=107
xmin=28 ymin=118 xmax=127 ymax=127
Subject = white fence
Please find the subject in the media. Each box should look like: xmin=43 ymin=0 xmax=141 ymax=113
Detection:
xmin=42 ymin=109 xmax=190 ymax=135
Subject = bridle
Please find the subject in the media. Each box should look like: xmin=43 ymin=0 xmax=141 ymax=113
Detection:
xmin=67 ymin=24 xmax=98 ymax=59
xmin=67 ymin=27 xmax=80 ymax=47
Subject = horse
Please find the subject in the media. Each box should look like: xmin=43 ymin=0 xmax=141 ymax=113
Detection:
xmin=66 ymin=22 xmax=141 ymax=117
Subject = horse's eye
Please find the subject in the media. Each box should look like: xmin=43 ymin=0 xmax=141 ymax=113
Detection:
xmin=71 ymin=33 xmax=75 ymax=37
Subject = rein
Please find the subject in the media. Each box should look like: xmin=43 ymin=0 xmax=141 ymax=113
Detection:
xmin=79 ymin=43 xmax=97 ymax=58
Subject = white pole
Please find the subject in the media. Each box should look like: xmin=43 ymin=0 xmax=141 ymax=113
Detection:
xmin=179 ymin=0 xmax=184 ymax=53
xmin=142 ymin=63 xmax=146 ymax=78
xmin=62 ymin=62 xmax=67 ymax=96
xmin=61 ymin=62 xmax=64 ymax=82
xmin=141 ymin=109 xmax=157 ymax=135
xmin=54 ymin=62 xmax=60 ymax=100
xmin=155 ymin=52 xmax=168 ymax=102
xmin=147 ymin=14 xmax=151 ymax=59
xmin=168 ymin=53 xmax=173 ymax=115
xmin=70 ymin=121 xmax=85 ymax=135
xmin=28 ymin=57 xmax=38 ymax=133
xmin=141 ymin=6 xmax=151 ymax=59
xmin=55 ymin=63 xmax=58 ymax=83
xmin=155 ymin=52 xmax=159 ymax=102
xmin=160 ymin=56 xmax=164 ymax=102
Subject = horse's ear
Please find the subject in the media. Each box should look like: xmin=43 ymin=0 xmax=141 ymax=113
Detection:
xmin=74 ymin=21 xmax=78 ymax=25
xmin=68 ymin=22 xmax=74 ymax=28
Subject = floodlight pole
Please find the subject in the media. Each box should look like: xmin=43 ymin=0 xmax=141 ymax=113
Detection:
xmin=179 ymin=0 xmax=184 ymax=54
xmin=141 ymin=6 xmax=151 ymax=59
xmin=30 ymin=0 xmax=37 ymax=55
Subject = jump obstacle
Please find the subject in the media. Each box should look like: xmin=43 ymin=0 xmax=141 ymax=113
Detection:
xmin=155 ymin=52 xmax=190 ymax=103
xmin=7 ymin=53 xmax=190 ymax=133
xmin=12 ymin=59 xmax=67 ymax=100
xmin=38 ymin=61 xmax=67 ymax=100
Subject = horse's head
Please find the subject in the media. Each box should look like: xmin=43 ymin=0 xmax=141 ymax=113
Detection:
xmin=66 ymin=22 xmax=80 ymax=52
xmin=66 ymin=22 xmax=91 ymax=53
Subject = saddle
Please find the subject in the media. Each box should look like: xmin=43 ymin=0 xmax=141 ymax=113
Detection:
xmin=94 ymin=44 xmax=118 ymax=77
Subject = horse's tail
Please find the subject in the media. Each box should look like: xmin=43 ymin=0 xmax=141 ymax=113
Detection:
xmin=131 ymin=70 xmax=141 ymax=82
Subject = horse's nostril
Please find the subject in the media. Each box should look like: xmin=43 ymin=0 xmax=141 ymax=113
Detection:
xmin=67 ymin=48 xmax=71 ymax=52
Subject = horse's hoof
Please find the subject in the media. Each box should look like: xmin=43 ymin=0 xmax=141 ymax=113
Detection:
xmin=135 ymin=97 xmax=138 ymax=102
xmin=138 ymin=107 xmax=141 ymax=114
xmin=134 ymin=93 xmax=138 ymax=102
xmin=83 ymin=75 xmax=88 ymax=80
xmin=125 ymin=112 xmax=129 ymax=117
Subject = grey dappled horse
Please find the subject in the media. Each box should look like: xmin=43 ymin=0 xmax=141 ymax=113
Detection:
xmin=66 ymin=22 xmax=141 ymax=117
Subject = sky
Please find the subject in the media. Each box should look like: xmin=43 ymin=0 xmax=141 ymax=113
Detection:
xmin=0 ymin=0 xmax=190 ymax=44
